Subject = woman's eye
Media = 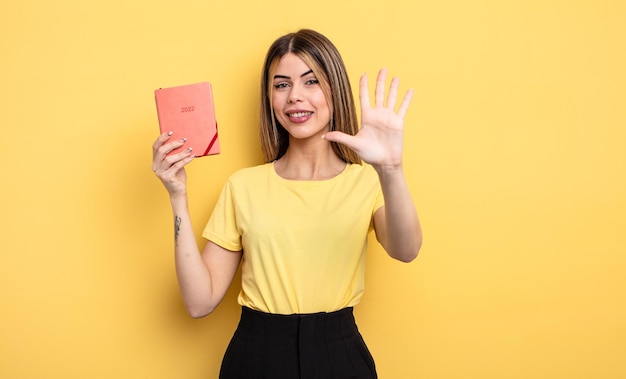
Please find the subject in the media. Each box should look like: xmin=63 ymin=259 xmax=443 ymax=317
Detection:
xmin=305 ymin=79 xmax=319 ymax=85
xmin=274 ymin=82 xmax=289 ymax=89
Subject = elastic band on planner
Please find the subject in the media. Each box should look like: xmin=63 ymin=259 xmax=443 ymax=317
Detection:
xmin=203 ymin=124 xmax=219 ymax=156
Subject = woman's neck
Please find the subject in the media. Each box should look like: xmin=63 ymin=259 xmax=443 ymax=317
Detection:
xmin=274 ymin=141 xmax=346 ymax=180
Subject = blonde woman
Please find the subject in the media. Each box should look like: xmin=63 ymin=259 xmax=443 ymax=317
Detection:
xmin=152 ymin=29 xmax=422 ymax=379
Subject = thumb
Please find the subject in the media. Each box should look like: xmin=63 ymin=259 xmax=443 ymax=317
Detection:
xmin=322 ymin=131 xmax=356 ymax=148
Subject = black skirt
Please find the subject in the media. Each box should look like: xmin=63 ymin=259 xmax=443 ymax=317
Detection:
xmin=219 ymin=306 xmax=378 ymax=379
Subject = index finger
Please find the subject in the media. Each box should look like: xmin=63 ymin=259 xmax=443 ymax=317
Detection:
xmin=359 ymin=73 xmax=371 ymax=110
xmin=152 ymin=131 xmax=173 ymax=152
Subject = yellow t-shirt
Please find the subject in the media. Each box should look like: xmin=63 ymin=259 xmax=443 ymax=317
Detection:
xmin=202 ymin=162 xmax=384 ymax=314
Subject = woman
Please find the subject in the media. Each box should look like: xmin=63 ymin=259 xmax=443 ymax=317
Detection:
xmin=152 ymin=29 xmax=422 ymax=379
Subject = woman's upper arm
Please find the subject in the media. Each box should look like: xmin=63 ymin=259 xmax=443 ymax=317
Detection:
xmin=373 ymin=206 xmax=387 ymax=248
xmin=201 ymin=240 xmax=242 ymax=309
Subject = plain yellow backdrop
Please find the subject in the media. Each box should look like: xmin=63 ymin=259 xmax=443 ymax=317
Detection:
xmin=2 ymin=0 xmax=625 ymax=378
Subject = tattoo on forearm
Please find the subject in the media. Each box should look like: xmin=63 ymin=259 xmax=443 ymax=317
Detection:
xmin=174 ymin=215 xmax=182 ymax=245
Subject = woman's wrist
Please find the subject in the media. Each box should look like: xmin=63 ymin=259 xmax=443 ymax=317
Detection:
xmin=373 ymin=162 xmax=404 ymax=178
xmin=169 ymin=192 xmax=189 ymax=210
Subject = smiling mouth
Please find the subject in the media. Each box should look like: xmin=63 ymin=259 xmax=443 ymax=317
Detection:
xmin=287 ymin=111 xmax=313 ymax=118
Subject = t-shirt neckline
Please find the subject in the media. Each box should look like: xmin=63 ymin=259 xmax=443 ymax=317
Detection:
xmin=270 ymin=161 xmax=349 ymax=183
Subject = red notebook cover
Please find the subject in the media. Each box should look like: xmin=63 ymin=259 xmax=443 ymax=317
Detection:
xmin=154 ymin=82 xmax=220 ymax=157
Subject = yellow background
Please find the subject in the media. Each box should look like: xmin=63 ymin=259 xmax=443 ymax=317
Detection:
xmin=2 ymin=0 xmax=625 ymax=377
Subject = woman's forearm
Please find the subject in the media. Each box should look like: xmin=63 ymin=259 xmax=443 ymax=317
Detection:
xmin=375 ymin=165 xmax=422 ymax=262
xmin=169 ymin=195 xmax=215 ymax=317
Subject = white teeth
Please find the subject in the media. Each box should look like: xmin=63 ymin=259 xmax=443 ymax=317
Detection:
xmin=288 ymin=112 xmax=311 ymax=118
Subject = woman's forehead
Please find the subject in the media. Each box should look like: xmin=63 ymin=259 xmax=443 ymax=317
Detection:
xmin=273 ymin=53 xmax=312 ymax=76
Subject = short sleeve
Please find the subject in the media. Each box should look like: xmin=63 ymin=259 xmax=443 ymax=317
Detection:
xmin=202 ymin=179 xmax=242 ymax=252
xmin=373 ymin=186 xmax=384 ymax=216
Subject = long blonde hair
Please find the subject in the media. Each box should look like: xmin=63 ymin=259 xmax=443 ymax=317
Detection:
xmin=259 ymin=29 xmax=360 ymax=164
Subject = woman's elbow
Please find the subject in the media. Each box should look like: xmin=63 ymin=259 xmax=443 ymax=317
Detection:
xmin=392 ymin=238 xmax=422 ymax=263
xmin=186 ymin=302 xmax=218 ymax=319
xmin=396 ymin=249 xmax=419 ymax=263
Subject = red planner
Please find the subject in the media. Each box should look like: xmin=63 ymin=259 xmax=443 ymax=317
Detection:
xmin=154 ymin=82 xmax=220 ymax=157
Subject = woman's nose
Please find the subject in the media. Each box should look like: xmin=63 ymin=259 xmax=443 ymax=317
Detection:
xmin=288 ymin=86 xmax=302 ymax=103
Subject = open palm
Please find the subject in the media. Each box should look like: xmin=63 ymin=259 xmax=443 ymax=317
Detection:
xmin=324 ymin=68 xmax=413 ymax=169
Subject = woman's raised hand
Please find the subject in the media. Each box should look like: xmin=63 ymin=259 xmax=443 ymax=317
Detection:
xmin=151 ymin=132 xmax=195 ymax=196
xmin=323 ymin=68 xmax=413 ymax=170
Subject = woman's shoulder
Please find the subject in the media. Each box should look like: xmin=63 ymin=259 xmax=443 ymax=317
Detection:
xmin=227 ymin=162 xmax=273 ymax=183
xmin=344 ymin=162 xmax=378 ymax=181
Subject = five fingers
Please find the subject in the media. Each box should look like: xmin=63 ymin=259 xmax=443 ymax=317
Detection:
xmin=360 ymin=68 xmax=413 ymax=117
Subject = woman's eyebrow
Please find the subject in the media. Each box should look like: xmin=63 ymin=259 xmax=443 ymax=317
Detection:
xmin=273 ymin=69 xmax=314 ymax=80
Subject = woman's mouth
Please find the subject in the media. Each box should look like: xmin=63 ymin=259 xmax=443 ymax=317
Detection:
xmin=287 ymin=111 xmax=313 ymax=123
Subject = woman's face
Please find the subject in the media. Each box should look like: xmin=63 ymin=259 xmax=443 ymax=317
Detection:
xmin=271 ymin=53 xmax=331 ymax=141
